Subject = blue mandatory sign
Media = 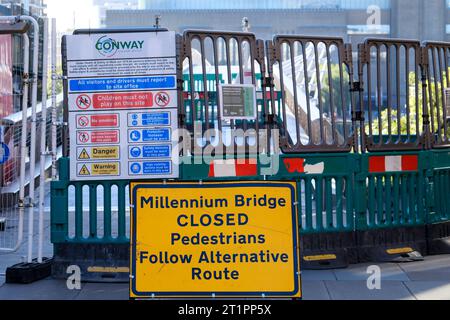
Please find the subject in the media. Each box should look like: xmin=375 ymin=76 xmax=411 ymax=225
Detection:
xmin=129 ymin=145 xmax=171 ymax=159
xmin=129 ymin=130 xmax=141 ymax=142
xmin=129 ymin=129 xmax=170 ymax=143
xmin=130 ymin=147 xmax=142 ymax=158
xmin=142 ymin=161 xmax=171 ymax=175
xmin=142 ymin=129 xmax=170 ymax=142
xmin=130 ymin=163 xmax=142 ymax=174
xmin=141 ymin=113 xmax=170 ymax=126
xmin=69 ymin=76 xmax=176 ymax=93
xmin=0 ymin=142 xmax=10 ymax=165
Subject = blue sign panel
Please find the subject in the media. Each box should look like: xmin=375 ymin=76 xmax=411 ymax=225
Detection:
xmin=129 ymin=161 xmax=171 ymax=175
xmin=128 ymin=129 xmax=170 ymax=143
xmin=130 ymin=163 xmax=142 ymax=174
xmin=0 ymin=143 xmax=9 ymax=165
xmin=142 ymin=129 xmax=170 ymax=142
xmin=129 ymin=145 xmax=171 ymax=159
xmin=69 ymin=76 xmax=176 ymax=93
xmin=128 ymin=112 xmax=170 ymax=127
xmin=142 ymin=113 xmax=170 ymax=126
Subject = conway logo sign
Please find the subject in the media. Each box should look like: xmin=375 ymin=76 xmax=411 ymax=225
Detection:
xmin=95 ymin=35 xmax=145 ymax=57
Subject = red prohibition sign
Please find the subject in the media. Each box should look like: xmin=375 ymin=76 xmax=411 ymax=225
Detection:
xmin=78 ymin=131 xmax=90 ymax=143
xmin=155 ymin=92 xmax=170 ymax=107
xmin=76 ymin=94 xmax=92 ymax=110
xmin=78 ymin=116 xmax=89 ymax=128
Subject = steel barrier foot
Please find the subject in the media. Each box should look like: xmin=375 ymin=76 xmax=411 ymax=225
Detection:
xmin=357 ymin=226 xmax=427 ymax=263
xmin=301 ymin=232 xmax=358 ymax=270
xmin=5 ymin=258 xmax=53 ymax=284
xmin=427 ymin=221 xmax=450 ymax=255
xmin=52 ymin=243 xmax=129 ymax=283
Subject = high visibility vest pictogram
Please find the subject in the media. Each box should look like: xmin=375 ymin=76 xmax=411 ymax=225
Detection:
xmin=79 ymin=165 xmax=91 ymax=176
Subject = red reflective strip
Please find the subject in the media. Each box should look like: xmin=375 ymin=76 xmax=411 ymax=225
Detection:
xmin=284 ymin=158 xmax=305 ymax=174
xmin=235 ymin=159 xmax=257 ymax=177
xmin=369 ymin=156 xmax=386 ymax=173
xmin=402 ymin=155 xmax=419 ymax=171
xmin=208 ymin=163 xmax=215 ymax=177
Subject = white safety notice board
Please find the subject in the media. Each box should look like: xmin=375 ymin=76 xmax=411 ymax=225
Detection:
xmin=65 ymin=31 xmax=179 ymax=181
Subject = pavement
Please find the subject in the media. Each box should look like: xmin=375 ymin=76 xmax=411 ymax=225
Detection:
xmin=0 ymin=255 xmax=450 ymax=300
xmin=1 ymin=184 xmax=450 ymax=300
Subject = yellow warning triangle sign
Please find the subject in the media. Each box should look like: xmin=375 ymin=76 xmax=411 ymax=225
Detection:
xmin=79 ymin=165 xmax=91 ymax=176
xmin=78 ymin=149 xmax=90 ymax=160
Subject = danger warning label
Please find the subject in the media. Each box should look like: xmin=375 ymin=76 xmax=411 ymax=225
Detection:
xmin=77 ymin=146 xmax=120 ymax=160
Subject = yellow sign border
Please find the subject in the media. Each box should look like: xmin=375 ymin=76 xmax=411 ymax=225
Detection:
xmin=129 ymin=181 xmax=302 ymax=299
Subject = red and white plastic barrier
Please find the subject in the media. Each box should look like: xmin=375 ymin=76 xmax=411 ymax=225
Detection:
xmin=369 ymin=155 xmax=418 ymax=173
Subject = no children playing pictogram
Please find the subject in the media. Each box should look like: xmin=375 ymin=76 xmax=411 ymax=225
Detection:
xmin=155 ymin=92 xmax=170 ymax=107
xmin=76 ymin=94 xmax=92 ymax=110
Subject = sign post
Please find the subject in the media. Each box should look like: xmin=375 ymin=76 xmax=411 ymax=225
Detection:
xmin=130 ymin=181 xmax=301 ymax=299
xmin=65 ymin=31 xmax=179 ymax=181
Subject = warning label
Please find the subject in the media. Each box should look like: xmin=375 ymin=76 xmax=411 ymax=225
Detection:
xmin=93 ymin=92 xmax=153 ymax=110
xmin=76 ymin=114 xmax=119 ymax=129
xmin=77 ymin=162 xmax=120 ymax=177
xmin=77 ymin=130 xmax=120 ymax=145
xmin=77 ymin=146 xmax=120 ymax=160
xmin=68 ymin=91 xmax=178 ymax=112
xmin=79 ymin=165 xmax=91 ymax=176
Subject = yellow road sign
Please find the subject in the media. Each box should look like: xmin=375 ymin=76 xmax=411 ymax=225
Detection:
xmin=130 ymin=181 xmax=301 ymax=299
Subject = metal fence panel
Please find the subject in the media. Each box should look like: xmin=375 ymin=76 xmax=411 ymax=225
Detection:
xmin=181 ymin=30 xmax=269 ymax=156
xmin=424 ymin=42 xmax=450 ymax=149
xmin=358 ymin=39 xmax=425 ymax=151
xmin=267 ymin=36 xmax=355 ymax=153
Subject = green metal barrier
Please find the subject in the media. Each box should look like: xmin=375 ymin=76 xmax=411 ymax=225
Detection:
xmin=428 ymin=150 xmax=450 ymax=224
xmin=51 ymin=158 xmax=129 ymax=245
xmin=355 ymin=151 xmax=429 ymax=262
xmin=356 ymin=151 xmax=429 ymax=230
xmin=426 ymin=149 xmax=450 ymax=255
xmin=51 ymin=149 xmax=450 ymax=274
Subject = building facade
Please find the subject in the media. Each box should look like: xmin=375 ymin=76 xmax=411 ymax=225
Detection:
xmin=0 ymin=0 xmax=46 ymax=16
xmin=93 ymin=0 xmax=139 ymax=27
xmin=104 ymin=0 xmax=450 ymax=44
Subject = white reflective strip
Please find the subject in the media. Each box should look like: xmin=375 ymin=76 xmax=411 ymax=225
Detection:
xmin=385 ymin=156 xmax=402 ymax=172
xmin=304 ymin=162 xmax=325 ymax=175
xmin=213 ymin=159 xmax=237 ymax=177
